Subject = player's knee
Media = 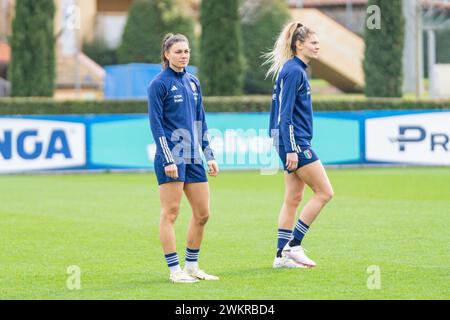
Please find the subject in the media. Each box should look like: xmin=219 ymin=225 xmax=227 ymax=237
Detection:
xmin=318 ymin=189 xmax=333 ymax=203
xmin=162 ymin=205 xmax=180 ymax=223
xmin=194 ymin=210 xmax=210 ymax=225
xmin=285 ymin=192 xmax=303 ymax=207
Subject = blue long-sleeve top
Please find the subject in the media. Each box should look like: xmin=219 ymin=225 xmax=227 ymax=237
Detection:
xmin=148 ymin=67 xmax=215 ymax=167
xmin=269 ymin=56 xmax=313 ymax=153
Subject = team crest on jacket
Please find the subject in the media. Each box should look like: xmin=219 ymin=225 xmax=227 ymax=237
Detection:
xmin=190 ymin=81 xmax=197 ymax=92
xmin=303 ymin=149 xmax=312 ymax=160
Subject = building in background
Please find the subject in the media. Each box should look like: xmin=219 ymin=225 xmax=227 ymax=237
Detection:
xmin=1 ymin=0 xmax=449 ymax=98
xmin=0 ymin=0 xmax=202 ymax=99
xmin=287 ymin=0 xmax=368 ymax=35
xmin=0 ymin=0 xmax=12 ymax=41
xmin=54 ymin=0 xmax=105 ymax=100
xmin=0 ymin=39 xmax=10 ymax=96
xmin=0 ymin=0 xmax=112 ymax=99
xmin=0 ymin=40 xmax=9 ymax=74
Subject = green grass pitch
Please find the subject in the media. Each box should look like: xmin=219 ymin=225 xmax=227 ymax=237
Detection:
xmin=0 ymin=168 xmax=449 ymax=299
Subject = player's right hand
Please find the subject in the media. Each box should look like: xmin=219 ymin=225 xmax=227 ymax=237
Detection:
xmin=286 ymin=152 xmax=298 ymax=172
xmin=164 ymin=164 xmax=178 ymax=179
xmin=207 ymin=160 xmax=219 ymax=177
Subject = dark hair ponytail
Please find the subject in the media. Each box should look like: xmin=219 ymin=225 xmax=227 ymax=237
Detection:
xmin=161 ymin=33 xmax=189 ymax=69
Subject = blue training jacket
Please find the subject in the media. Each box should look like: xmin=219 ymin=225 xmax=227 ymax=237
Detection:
xmin=147 ymin=67 xmax=215 ymax=167
xmin=269 ymin=56 xmax=313 ymax=153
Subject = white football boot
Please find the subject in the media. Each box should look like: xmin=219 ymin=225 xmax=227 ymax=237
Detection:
xmin=282 ymin=243 xmax=316 ymax=268
xmin=184 ymin=266 xmax=219 ymax=280
xmin=169 ymin=270 xmax=199 ymax=283
xmin=273 ymin=256 xmax=308 ymax=269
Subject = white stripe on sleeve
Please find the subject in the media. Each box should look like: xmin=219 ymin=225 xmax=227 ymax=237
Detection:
xmin=277 ymin=79 xmax=283 ymax=125
xmin=159 ymin=136 xmax=174 ymax=163
xmin=289 ymin=125 xmax=296 ymax=152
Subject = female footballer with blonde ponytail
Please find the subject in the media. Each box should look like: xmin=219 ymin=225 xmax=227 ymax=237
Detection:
xmin=264 ymin=22 xmax=334 ymax=269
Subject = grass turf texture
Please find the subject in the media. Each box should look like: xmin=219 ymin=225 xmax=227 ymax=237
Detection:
xmin=0 ymin=168 xmax=449 ymax=299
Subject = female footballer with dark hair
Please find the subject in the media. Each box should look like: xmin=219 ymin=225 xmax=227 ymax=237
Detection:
xmin=148 ymin=33 xmax=219 ymax=283
xmin=264 ymin=22 xmax=334 ymax=268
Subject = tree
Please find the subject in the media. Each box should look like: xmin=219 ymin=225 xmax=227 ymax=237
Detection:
xmin=242 ymin=0 xmax=290 ymax=94
xmin=83 ymin=40 xmax=118 ymax=67
xmin=363 ymin=0 xmax=404 ymax=97
xmin=9 ymin=0 xmax=55 ymax=97
xmin=117 ymin=0 xmax=196 ymax=65
xmin=165 ymin=9 xmax=198 ymax=66
xmin=200 ymin=0 xmax=245 ymax=96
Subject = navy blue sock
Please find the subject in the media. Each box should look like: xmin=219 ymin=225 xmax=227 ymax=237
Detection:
xmin=185 ymin=247 xmax=200 ymax=268
xmin=277 ymin=229 xmax=292 ymax=257
xmin=289 ymin=219 xmax=309 ymax=247
xmin=164 ymin=252 xmax=181 ymax=273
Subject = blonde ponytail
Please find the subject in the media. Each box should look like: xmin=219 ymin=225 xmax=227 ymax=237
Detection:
xmin=262 ymin=22 xmax=315 ymax=79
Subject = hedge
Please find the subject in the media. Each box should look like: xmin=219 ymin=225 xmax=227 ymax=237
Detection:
xmin=0 ymin=96 xmax=449 ymax=115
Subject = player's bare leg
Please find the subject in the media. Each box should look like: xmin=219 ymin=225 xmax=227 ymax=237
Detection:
xmin=295 ymin=160 xmax=333 ymax=225
xmin=159 ymin=181 xmax=198 ymax=283
xmin=282 ymin=160 xmax=333 ymax=267
xmin=274 ymin=172 xmax=307 ymax=268
xmin=183 ymin=182 xmax=219 ymax=280
xmin=279 ymin=172 xmax=306 ymax=229
xmin=159 ymin=181 xmax=184 ymax=254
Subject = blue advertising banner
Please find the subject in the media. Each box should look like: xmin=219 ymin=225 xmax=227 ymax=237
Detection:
xmin=1 ymin=110 xmax=449 ymax=173
xmin=87 ymin=113 xmax=361 ymax=170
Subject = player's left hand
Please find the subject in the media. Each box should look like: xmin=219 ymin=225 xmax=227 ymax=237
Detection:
xmin=207 ymin=160 xmax=219 ymax=177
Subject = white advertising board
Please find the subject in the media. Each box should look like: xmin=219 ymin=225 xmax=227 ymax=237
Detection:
xmin=0 ymin=119 xmax=86 ymax=172
xmin=366 ymin=113 xmax=450 ymax=165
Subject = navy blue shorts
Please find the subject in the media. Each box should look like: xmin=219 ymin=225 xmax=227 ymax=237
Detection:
xmin=276 ymin=145 xmax=319 ymax=173
xmin=154 ymin=155 xmax=208 ymax=185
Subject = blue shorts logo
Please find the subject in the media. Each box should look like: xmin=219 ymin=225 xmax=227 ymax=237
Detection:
xmin=303 ymin=149 xmax=312 ymax=160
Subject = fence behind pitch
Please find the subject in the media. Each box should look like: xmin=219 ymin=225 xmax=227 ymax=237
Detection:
xmin=0 ymin=110 xmax=449 ymax=173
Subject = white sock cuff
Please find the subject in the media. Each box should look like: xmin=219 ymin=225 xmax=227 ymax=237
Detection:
xmin=185 ymin=261 xmax=199 ymax=269
xmin=169 ymin=265 xmax=182 ymax=274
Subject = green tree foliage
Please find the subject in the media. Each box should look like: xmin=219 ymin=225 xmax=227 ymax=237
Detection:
xmin=242 ymin=0 xmax=289 ymax=94
xmin=364 ymin=0 xmax=405 ymax=97
xmin=83 ymin=40 xmax=118 ymax=67
xmin=117 ymin=0 xmax=196 ymax=65
xmin=200 ymin=0 xmax=245 ymax=96
xmin=9 ymin=0 xmax=55 ymax=97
